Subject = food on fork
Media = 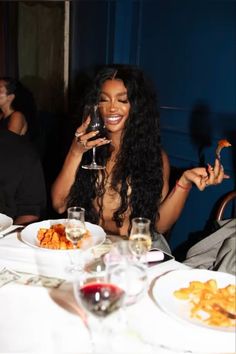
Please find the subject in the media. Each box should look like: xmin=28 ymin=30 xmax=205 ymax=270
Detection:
xmin=216 ymin=139 xmax=232 ymax=160
xmin=174 ymin=279 xmax=236 ymax=328
xmin=37 ymin=223 xmax=91 ymax=250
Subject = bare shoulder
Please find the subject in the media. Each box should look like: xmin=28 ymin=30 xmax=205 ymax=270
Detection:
xmin=10 ymin=111 xmax=26 ymax=122
xmin=8 ymin=111 xmax=27 ymax=135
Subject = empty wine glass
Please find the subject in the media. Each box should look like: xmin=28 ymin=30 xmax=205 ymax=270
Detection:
xmin=65 ymin=206 xmax=87 ymax=273
xmin=129 ymin=217 xmax=152 ymax=263
xmin=82 ymin=105 xmax=106 ymax=170
xmin=105 ymin=241 xmax=148 ymax=306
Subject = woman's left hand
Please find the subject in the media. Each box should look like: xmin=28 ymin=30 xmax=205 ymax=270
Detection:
xmin=179 ymin=159 xmax=230 ymax=191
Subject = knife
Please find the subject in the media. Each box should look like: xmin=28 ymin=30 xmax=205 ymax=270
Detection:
xmin=0 ymin=226 xmax=24 ymax=239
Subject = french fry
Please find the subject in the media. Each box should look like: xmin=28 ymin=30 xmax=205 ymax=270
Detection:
xmin=174 ymin=279 xmax=236 ymax=328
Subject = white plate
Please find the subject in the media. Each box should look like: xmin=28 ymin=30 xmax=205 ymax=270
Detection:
xmin=0 ymin=213 xmax=13 ymax=232
xmin=21 ymin=219 xmax=106 ymax=251
xmin=152 ymin=269 xmax=236 ymax=332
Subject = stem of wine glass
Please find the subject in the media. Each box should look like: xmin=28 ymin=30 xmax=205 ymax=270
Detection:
xmin=92 ymin=147 xmax=97 ymax=164
xmin=88 ymin=316 xmax=113 ymax=354
xmin=67 ymin=244 xmax=84 ymax=275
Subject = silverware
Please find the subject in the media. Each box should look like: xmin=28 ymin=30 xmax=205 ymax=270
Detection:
xmin=213 ymin=303 xmax=236 ymax=320
xmin=0 ymin=226 xmax=24 ymax=239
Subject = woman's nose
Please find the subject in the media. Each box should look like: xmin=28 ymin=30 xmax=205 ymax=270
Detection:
xmin=109 ymin=101 xmax=117 ymax=111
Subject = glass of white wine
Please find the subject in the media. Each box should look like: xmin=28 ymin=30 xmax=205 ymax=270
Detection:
xmin=129 ymin=217 xmax=152 ymax=263
xmin=65 ymin=206 xmax=87 ymax=273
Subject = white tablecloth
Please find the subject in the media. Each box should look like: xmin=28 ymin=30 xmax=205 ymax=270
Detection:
xmin=0 ymin=232 xmax=235 ymax=353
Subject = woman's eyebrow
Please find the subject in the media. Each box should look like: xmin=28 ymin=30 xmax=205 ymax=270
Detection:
xmin=100 ymin=91 xmax=128 ymax=96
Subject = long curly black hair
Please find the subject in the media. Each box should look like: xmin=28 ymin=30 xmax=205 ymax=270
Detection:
xmin=67 ymin=64 xmax=163 ymax=234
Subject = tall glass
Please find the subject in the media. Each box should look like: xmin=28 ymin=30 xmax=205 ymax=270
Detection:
xmin=82 ymin=105 xmax=106 ymax=170
xmin=129 ymin=217 xmax=152 ymax=262
xmin=65 ymin=207 xmax=87 ymax=273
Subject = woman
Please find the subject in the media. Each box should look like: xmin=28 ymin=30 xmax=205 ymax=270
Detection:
xmin=0 ymin=77 xmax=36 ymax=138
xmin=51 ymin=64 xmax=227 ymax=241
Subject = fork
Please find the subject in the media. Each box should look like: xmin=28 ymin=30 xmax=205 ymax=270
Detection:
xmin=213 ymin=304 xmax=236 ymax=320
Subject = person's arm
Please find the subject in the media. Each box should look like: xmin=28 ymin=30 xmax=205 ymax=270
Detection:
xmin=8 ymin=111 xmax=27 ymax=135
xmin=15 ymin=151 xmax=47 ymax=225
xmin=51 ymin=118 xmax=110 ymax=214
xmin=157 ymin=155 xmax=228 ymax=234
xmin=51 ymin=138 xmax=84 ymax=213
xmin=14 ymin=214 xmax=39 ymax=225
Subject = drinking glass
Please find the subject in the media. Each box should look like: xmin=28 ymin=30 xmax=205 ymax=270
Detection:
xmin=82 ymin=105 xmax=106 ymax=170
xmin=73 ymin=262 xmax=126 ymax=353
xmin=105 ymin=241 xmax=148 ymax=306
xmin=65 ymin=207 xmax=87 ymax=273
xmin=129 ymin=217 xmax=152 ymax=262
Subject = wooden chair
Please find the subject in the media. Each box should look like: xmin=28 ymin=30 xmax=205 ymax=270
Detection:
xmin=216 ymin=191 xmax=236 ymax=221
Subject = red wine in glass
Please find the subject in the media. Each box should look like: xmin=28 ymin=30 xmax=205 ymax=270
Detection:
xmin=82 ymin=105 xmax=106 ymax=170
xmin=79 ymin=282 xmax=125 ymax=317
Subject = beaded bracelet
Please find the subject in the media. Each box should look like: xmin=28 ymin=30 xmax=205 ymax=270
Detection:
xmin=175 ymin=180 xmax=192 ymax=191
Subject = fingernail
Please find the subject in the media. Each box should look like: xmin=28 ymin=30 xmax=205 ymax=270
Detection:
xmin=207 ymin=164 xmax=213 ymax=172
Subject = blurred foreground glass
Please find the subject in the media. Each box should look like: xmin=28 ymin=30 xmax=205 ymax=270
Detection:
xmin=105 ymin=241 xmax=148 ymax=306
xmin=129 ymin=217 xmax=152 ymax=262
xmin=73 ymin=261 xmax=126 ymax=353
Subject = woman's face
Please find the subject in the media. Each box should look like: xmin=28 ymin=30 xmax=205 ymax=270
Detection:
xmin=0 ymin=80 xmax=8 ymax=106
xmin=0 ymin=80 xmax=13 ymax=108
xmin=98 ymin=79 xmax=131 ymax=134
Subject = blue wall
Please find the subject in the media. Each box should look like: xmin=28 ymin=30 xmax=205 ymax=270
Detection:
xmin=137 ymin=1 xmax=236 ymax=249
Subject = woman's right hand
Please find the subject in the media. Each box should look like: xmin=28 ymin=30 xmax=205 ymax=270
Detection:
xmin=73 ymin=116 xmax=110 ymax=153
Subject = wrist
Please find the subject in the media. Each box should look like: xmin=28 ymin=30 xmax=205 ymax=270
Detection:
xmin=175 ymin=179 xmax=192 ymax=191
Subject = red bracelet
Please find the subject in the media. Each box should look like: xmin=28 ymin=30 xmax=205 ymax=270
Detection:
xmin=175 ymin=180 xmax=192 ymax=191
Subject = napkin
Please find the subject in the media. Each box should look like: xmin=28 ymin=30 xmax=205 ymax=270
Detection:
xmin=144 ymin=249 xmax=165 ymax=263
xmin=104 ymin=248 xmax=165 ymax=265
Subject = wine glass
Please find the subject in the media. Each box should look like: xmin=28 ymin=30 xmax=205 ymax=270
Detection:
xmin=73 ymin=262 xmax=126 ymax=353
xmin=65 ymin=206 xmax=87 ymax=273
xmin=129 ymin=217 xmax=152 ymax=263
xmin=82 ymin=105 xmax=106 ymax=170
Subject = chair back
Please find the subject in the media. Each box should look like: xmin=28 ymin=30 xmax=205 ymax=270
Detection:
xmin=216 ymin=191 xmax=236 ymax=221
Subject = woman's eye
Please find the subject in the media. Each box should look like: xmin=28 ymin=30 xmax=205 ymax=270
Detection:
xmin=119 ymin=99 xmax=129 ymax=104
xmin=99 ymin=98 xmax=109 ymax=102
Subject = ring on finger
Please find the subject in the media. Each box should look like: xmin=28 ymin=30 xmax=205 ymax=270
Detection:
xmin=78 ymin=138 xmax=87 ymax=148
xmin=75 ymin=131 xmax=84 ymax=138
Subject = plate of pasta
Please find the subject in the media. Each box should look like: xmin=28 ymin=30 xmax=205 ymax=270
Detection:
xmin=21 ymin=219 xmax=106 ymax=251
xmin=152 ymin=269 xmax=236 ymax=332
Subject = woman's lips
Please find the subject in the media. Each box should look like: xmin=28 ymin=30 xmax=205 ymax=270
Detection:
xmin=103 ymin=115 xmax=123 ymax=125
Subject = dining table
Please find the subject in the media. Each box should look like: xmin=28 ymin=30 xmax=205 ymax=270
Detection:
xmin=0 ymin=223 xmax=235 ymax=354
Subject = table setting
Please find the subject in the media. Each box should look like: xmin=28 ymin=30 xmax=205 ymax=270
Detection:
xmin=0 ymin=212 xmax=235 ymax=354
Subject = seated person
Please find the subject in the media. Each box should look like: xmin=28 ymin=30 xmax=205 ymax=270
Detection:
xmin=51 ymin=64 xmax=228 ymax=246
xmin=0 ymin=77 xmax=37 ymax=139
xmin=0 ymin=129 xmax=46 ymax=225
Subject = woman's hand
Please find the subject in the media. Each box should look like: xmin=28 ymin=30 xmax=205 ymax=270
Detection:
xmin=73 ymin=116 xmax=110 ymax=153
xmin=179 ymin=159 xmax=230 ymax=191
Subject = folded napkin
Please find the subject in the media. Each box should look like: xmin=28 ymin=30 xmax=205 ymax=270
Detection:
xmin=142 ymin=249 xmax=165 ymax=263
xmin=104 ymin=248 xmax=165 ymax=265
